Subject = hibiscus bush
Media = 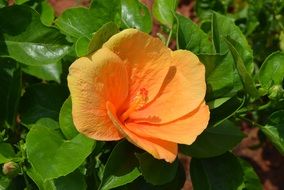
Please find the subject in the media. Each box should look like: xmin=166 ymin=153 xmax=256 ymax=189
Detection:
xmin=0 ymin=0 xmax=284 ymax=189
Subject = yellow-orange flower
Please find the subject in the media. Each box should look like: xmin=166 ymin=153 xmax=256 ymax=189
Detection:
xmin=67 ymin=29 xmax=210 ymax=163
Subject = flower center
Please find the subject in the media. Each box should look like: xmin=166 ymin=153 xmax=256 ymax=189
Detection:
xmin=120 ymin=88 xmax=148 ymax=122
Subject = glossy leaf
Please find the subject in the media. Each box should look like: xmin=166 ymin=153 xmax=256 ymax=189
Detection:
xmin=75 ymin=22 xmax=119 ymax=57
xmin=0 ymin=58 xmax=21 ymax=128
xmin=55 ymin=7 xmax=103 ymax=39
xmin=176 ymin=14 xmax=213 ymax=54
xmin=21 ymin=62 xmax=62 ymax=83
xmin=153 ymin=0 xmax=177 ymax=28
xmin=199 ymin=53 xmax=234 ymax=100
xmin=90 ymin=0 xmax=121 ymax=25
xmin=56 ymin=0 xmax=120 ymax=40
xmin=212 ymin=12 xmax=254 ymax=73
xmin=259 ymin=52 xmax=284 ymax=90
xmin=59 ymin=97 xmax=78 ymax=140
xmin=0 ymin=6 xmax=70 ymax=66
xmin=260 ymin=110 xmax=284 ymax=155
xmin=180 ymin=120 xmax=244 ymax=158
xmin=19 ymin=83 xmax=68 ymax=125
xmin=0 ymin=143 xmax=15 ymax=164
xmin=99 ymin=141 xmax=141 ymax=190
xmin=88 ymin=22 xmax=119 ymax=53
xmin=225 ymin=37 xmax=259 ymax=99
xmin=190 ymin=152 xmax=244 ymax=190
xmin=136 ymin=153 xmax=178 ymax=186
xmin=121 ymin=0 xmax=152 ymax=33
xmin=26 ymin=118 xmax=95 ymax=180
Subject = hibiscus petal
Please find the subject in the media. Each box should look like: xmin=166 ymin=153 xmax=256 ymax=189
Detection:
xmin=67 ymin=48 xmax=128 ymax=141
xmin=106 ymin=101 xmax=177 ymax=163
xmin=126 ymin=102 xmax=209 ymax=145
xmin=129 ymin=50 xmax=206 ymax=124
xmin=103 ymin=29 xmax=171 ymax=107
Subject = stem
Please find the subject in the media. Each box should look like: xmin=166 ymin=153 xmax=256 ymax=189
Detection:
xmin=166 ymin=29 xmax=173 ymax=47
xmin=235 ymin=115 xmax=264 ymax=128
xmin=236 ymin=101 xmax=271 ymax=114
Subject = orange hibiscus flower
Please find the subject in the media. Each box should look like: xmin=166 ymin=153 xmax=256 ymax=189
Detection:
xmin=68 ymin=29 xmax=210 ymax=163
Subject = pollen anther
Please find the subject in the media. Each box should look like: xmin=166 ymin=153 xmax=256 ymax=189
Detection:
xmin=120 ymin=88 xmax=149 ymax=122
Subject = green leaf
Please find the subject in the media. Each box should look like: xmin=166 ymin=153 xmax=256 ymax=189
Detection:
xmin=56 ymin=1 xmax=120 ymax=40
xmin=0 ymin=172 xmax=11 ymax=190
xmin=27 ymin=167 xmax=56 ymax=190
xmin=88 ymin=22 xmax=119 ymax=53
xmin=21 ymin=62 xmax=62 ymax=83
xmin=15 ymin=0 xmax=28 ymax=5
xmin=55 ymin=7 xmax=103 ymax=39
xmin=116 ymin=161 xmax=185 ymax=190
xmin=26 ymin=118 xmax=95 ymax=180
xmin=90 ymin=0 xmax=121 ymax=25
xmin=152 ymin=0 xmax=177 ymax=28
xmin=27 ymin=167 xmax=87 ymax=190
xmin=121 ymin=0 xmax=152 ymax=33
xmin=190 ymin=152 xmax=244 ymax=190
xmin=99 ymin=141 xmax=141 ymax=190
xmin=207 ymin=97 xmax=231 ymax=109
xmin=199 ymin=53 xmax=234 ymax=100
xmin=19 ymin=83 xmax=68 ymax=125
xmin=59 ymin=97 xmax=78 ymax=140
xmin=238 ymin=159 xmax=262 ymax=190
xmin=0 ymin=5 xmax=70 ymax=66
xmin=0 ymin=58 xmax=21 ymax=128
xmin=212 ymin=12 xmax=253 ymax=71
xmin=0 ymin=0 xmax=7 ymax=8
xmin=40 ymin=1 xmax=55 ymax=26
xmin=259 ymin=52 xmax=284 ymax=90
xmin=225 ymin=37 xmax=259 ymax=99
xmin=176 ymin=14 xmax=213 ymax=54
xmin=136 ymin=153 xmax=178 ymax=186
xmin=0 ymin=143 xmax=15 ymax=164
xmin=54 ymin=170 xmax=87 ymax=190
xmin=180 ymin=120 xmax=244 ymax=158
xmin=75 ymin=37 xmax=90 ymax=57
xmin=210 ymin=96 xmax=244 ymax=126
xmin=75 ymin=22 xmax=119 ymax=57
xmin=195 ymin=0 xmax=225 ymax=20
xmin=260 ymin=110 xmax=284 ymax=155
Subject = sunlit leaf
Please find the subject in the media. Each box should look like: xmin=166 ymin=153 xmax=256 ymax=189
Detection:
xmin=153 ymin=0 xmax=177 ymax=28
xmin=121 ymin=0 xmax=152 ymax=33
xmin=59 ymin=97 xmax=78 ymax=140
xmin=99 ymin=141 xmax=141 ymax=190
xmin=26 ymin=118 xmax=95 ymax=180
xmin=176 ymin=14 xmax=213 ymax=54
xmin=0 ymin=6 xmax=70 ymax=66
